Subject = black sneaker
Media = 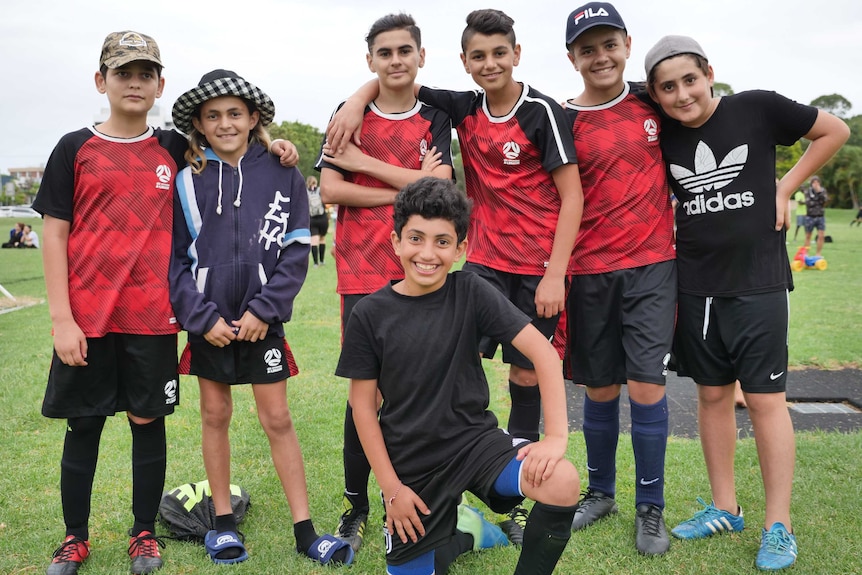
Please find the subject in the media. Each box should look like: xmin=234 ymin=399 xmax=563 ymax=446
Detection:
xmin=498 ymin=504 xmax=529 ymax=546
xmin=635 ymin=504 xmax=670 ymax=555
xmin=571 ymin=489 xmax=618 ymax=531
xmin=334 ymin=496 xmax=368 ymax=553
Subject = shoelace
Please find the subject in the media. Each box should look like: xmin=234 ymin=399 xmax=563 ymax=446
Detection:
xmin=128 ymin=533 xmax=166 ymax=558
xmin=689 ymin=497 xmax=721 ymax=520
xmin=579 ymin=489 xmax=607 ymax=506
xmin=764 ymin=530 xmax=795 ymax=553
xmin=639 ymin=507 xmax=664 ymax=536
xmin=52 ymin=538 xmax=86 ymax=562
xmin=509 ymin=507 xmax=529 ymax=529
xmin=339 ymin=509 xmax=366 ymax=538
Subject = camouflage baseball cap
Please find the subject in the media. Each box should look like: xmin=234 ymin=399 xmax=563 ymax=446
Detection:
xmin=99 ymin=31 xmax=163 ymax=69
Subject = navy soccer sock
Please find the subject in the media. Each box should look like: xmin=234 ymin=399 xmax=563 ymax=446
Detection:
xmin=343 ymin=403 xmax=371 ymax=511
xmin=514 ymin=502 xmax=577 ymax=575
xmin=129 ymin=417 xmax=166 ymax=536
xmin=631 ymin=395 xmax=669 ymax=508
xmin=508 ymin=381 xmax=541 ymax=442
xmin=582 ymin=394 xmax=620 ymax=496
xmin=61 ymin=416 xmax=107 ymax=540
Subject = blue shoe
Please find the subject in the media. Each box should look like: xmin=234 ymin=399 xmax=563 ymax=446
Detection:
xmin=456 ymin=504 xmax=510 ymax=550
xmin=671 ymin=497 xmax=744 ymax=540
xmin=756 ymin=522 xmax=797 ymax=571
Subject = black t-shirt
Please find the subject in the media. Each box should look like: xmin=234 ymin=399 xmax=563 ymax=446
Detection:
xmin=335 ymin=271 xmax=531 ymax=480
xmin=660 ymin=91 xmax=817 ymax=296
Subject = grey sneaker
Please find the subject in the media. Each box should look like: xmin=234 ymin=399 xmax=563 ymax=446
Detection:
xmin=571 ymin=489 xmax=618 ymax=531
xmin=635 ymin=504 xmax=670 ymax=555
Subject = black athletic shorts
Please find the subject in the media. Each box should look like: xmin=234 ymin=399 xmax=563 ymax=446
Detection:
xmin=42 ymin=333 xmax=179 ymax=419
xmin=461 ymin=262 xmax=560 ymax=369
xmin=385 ymin=429 xmax=525 ymax=565
xmin=674 ymin=291 xmax=789 ymax=393
xmin=310 ymin=214 xmax=329 ymax=237
xmin=568 ymin=260 xmax=676 ymax=386
xmin=178 ymin=333 xmax=298 ymax=384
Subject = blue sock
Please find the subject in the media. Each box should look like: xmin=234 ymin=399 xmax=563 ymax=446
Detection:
xmin=387 ymin=550 xmax=434 ymax=575
xmin=630 ymin=396 xmax=668 ymax=509
xmin=582 ymin=395 xmax=619 ymax=497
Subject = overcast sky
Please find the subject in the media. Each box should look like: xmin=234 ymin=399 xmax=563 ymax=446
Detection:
xmin=2 ymin=0 xmax=861 ymax=174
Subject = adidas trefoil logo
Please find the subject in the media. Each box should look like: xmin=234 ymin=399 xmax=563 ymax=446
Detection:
xmin=671 ymin=141 xmax=754 ymax=216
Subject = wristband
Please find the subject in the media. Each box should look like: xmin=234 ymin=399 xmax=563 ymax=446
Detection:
xmin=387 ymin=483 xmax=403 ymax=506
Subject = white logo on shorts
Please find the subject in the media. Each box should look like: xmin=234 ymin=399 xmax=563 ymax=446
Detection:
xmin=264 ymin=348 xmax=284 ymax=374
xmin=164 ymin=379 xmax=178 ymax=405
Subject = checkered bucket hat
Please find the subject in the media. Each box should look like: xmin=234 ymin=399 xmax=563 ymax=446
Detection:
xmin=172 ymin=69 xmax=275 ymax=135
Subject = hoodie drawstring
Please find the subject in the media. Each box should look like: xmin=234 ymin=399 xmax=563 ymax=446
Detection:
xmin=215 ymin=158 xmax=244 ymax=215
xmin=216 ymin=161 xmax=224 ymax=215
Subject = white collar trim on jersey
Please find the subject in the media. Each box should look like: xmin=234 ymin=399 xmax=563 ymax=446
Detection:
xmin=482 ymin=83 xmax=529 ymax=123
xmin=369 ymin=99 xmax=422 ymax=121
xmin=565 ymin=82 xmax=631 ymax=112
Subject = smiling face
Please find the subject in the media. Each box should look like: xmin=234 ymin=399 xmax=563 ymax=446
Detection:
xmin=95 ymin=61 xmax=164 ymax=118
xmin=460 ymin=32 xmax=520 ymax=94
xmin=649 ymin=54 xmax=717 ymax=128
xmin=367 ymin=28 xmax=425 ymax=93
xmin=191 ymin=95 xmax=259 ymax=165
xmin=391 ymin=215 xmax=467 ymax=296
xmin=568 ymin=26 xmax=630 ymax=100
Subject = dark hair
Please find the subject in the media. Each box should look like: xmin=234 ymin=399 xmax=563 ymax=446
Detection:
xmin=394 ymin=178 xmax=472 ymax=243
xmin=99 ymin=62 xmax=163 ymax=79
xmin=646 ymin=53 xmax=710 ymax=98
xmin=366 ymin=13 xmax=421 ymax=51
xmin=461 ymin=9 xmax=516 ymax=53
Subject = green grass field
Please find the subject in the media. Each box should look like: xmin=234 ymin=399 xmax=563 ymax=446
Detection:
xmin=0 ymin=212 xmax=860 ymax=574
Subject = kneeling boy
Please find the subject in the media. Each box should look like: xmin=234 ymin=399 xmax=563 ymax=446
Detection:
xmin=336 ymin=178 xmax=580 ymax=575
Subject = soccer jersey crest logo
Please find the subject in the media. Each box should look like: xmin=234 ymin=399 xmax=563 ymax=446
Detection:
xmin=155 ymin=164 xmax=172 ymax=190
xmin=419 ymin=138 xmax=428 ymax=160
xmin=643 ymin=118 xmax=658 ymax=142
xmin=502 ymin=141 xmax=521 ymax=166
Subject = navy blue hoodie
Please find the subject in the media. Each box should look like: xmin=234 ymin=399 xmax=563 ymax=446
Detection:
xmin=170 ymin=143 xmax=310 ymax=342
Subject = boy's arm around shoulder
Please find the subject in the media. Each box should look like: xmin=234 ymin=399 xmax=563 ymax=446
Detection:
xmin=510 ymin=323 xmax=570 ymax=488
xmin=42 ymin=215 xmax=88 ymax=366
xmin=775 ymin=110 xmax=850 ymax=230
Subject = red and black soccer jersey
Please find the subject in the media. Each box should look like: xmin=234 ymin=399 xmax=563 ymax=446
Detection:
xmin=419 ymin=84 xmax=577 ymax=276
xmin=564 ymin=83 xmax=676 ymax=275
xmin=316 ymin=101 xmax=452 ymax=295
xmin=33 ymin=126 xmax=187 ymax=337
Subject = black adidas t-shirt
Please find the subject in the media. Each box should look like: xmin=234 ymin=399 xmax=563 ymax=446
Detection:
xmin=660 ymin=91 xmax=817 ymax=297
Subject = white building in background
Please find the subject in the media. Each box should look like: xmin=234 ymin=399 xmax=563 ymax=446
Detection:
xmin=94 ymin=104 xmax=174 ymax=131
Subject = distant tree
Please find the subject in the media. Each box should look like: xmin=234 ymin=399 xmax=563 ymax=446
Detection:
xmin=844 ymin=115 xmax=862 ymax=148
xmin=713 ymin=82 xmax=734 ymax=97
xmin=268 ymin=120 xmax=325 ymax=181
xmin=818 ymin=145 xmax=862 ymax=209
xmin=810 ymin=94 xmax=852 ymax=118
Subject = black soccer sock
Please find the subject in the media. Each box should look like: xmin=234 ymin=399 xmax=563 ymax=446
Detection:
xmin=312 ymin=245 xmax=320 ymax=265
xmin=434 ymin=531 xmax=474 ymax=574
xmin=319 ymin=244 xmax=326 ymax=264
xmin=295 ymin=519 xmax=352 ymax=563
xmin=61 ymin=416 xmax=107 ymax=541
xmin=514 ymin=502 xmax=577 ymax=575
xmin=212 ymin=513 xmax=242 ymax=560
xmin=508 ymin=381 xmax=541 ymax=442
xmin=129 ymin=417 xmax=167 ymax=536
xmin=343 ymin=403 xmax=371 ymax=510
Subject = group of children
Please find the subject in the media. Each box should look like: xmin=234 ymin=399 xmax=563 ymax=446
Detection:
xmin=34 ymin=3 xmax=848 ymax=575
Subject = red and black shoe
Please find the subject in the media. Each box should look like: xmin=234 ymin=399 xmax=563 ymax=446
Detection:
xmin=128 ymin=531 xmax=165 ymax=574
xmin=47 ymin=535 xmax=90 ymax=575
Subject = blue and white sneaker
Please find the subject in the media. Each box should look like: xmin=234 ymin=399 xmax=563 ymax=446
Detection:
xmin=671 ymin=497 xmax=744 ymax=540
xmin=756 ymin=522 xmax=798 ymax=571
xmin=456 ymin=504 xmax=510 ymax=550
